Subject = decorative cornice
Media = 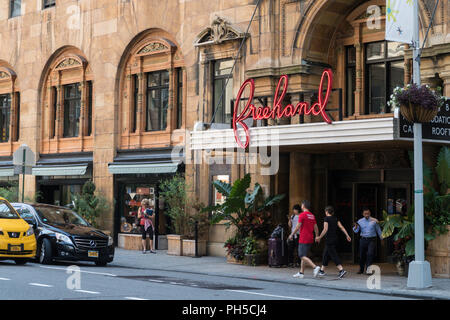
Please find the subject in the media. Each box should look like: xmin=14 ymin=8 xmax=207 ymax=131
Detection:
xmin=55 ymin=58 xmax=81 ymax=70
xmin=404 ymin=43 xmax=450 ymax=59
xmin=137 ymin=42 xmax=169 ymax=55
xmin=195 ymin=16 xmax=247 ymax=47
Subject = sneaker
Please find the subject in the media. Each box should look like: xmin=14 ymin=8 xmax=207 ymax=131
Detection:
xmin=142 ymin=250 xmax=146 ymax=254
xmin=293 ymin=272 xmax=304 ymax=278
xmin=313 ymin=266 xmax=321 ymax=277
xmin=338 ymin=270 xmax=348 ymax=279
xmin=150 ymin=250 xmax=156 ymax=254
xmin=318 ymin=270 xmax=326 ymax=277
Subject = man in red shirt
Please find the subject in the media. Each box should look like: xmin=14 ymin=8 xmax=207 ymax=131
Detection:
xmin=288 ymin=200 xmax=321 ymax=279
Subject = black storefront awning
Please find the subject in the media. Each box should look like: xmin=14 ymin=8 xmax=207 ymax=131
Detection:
xmin=32 ymin=152 xmax=93 ymax=177
xmin=0 ymin=156 xmax=14 ymax=177
xmin=108 ymin=148 xmax=184 ymax=175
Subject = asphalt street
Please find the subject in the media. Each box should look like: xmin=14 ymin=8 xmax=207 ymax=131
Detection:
xmin=0 ymin=258 xmax=415 ymax=300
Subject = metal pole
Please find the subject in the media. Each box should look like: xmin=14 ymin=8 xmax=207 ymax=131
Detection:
xmin=407 ymin=0 xmax=432 ymax=289
xmin=193 ymin=220 xmax=199 ymax=258
xmin=21 ymin=149 xmax=26 ymax=203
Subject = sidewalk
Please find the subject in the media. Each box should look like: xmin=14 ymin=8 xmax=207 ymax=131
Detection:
xmin=110 ymin=248 xmax=450 ymax=300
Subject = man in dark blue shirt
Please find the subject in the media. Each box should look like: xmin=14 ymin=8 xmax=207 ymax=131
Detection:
xmin=353 ymin=207 xmax=383 ymax=275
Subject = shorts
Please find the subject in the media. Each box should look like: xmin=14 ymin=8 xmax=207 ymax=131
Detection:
xmin=298 ymin=243 xmax=312 ymax=259
xmin=141 ymin=226 xmax=154 ymax=239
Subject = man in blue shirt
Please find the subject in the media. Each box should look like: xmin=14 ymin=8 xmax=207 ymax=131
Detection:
xmin=353 ymin=207 xmax=383 ymax=275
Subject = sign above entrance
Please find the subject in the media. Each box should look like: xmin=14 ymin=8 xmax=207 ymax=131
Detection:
xmin=232 ymin=69 xmax=334 ymax=148
xmin=399 ymin=99 xmax=450 ymax=143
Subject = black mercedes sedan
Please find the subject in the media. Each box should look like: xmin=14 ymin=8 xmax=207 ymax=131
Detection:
xmin=11 ymin=203 xmax=114 ymax=266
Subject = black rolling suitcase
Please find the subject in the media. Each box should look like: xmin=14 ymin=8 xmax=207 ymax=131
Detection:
xmin=268 ymin=226 xmax=287 ymax=267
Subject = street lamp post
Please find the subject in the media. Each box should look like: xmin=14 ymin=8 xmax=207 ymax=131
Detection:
xmin=407 ymin=0 xmax=432 ymax=289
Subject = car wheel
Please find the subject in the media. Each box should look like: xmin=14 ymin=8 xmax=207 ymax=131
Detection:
xmin=14 ymin=259 xmax=27 ymax=265
xmin=39 ymin=238 xmax=53 ymax=265
xmin=95 ymin=261 xmax=107 ymax=267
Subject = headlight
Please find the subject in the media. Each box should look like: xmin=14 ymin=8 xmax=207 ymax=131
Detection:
xmin=55 ymin=233 xmax=73 ymax=245
xmin=26 ymin=227 xmax=34 ymax=236
xmin=108 ymin=236 xmax=113 ymax=246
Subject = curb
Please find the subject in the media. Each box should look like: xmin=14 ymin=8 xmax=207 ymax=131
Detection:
xmin=109 ymin=262 xmax=449 ymax=300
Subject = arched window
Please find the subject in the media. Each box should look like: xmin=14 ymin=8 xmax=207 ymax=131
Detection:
xmin=334 ymin=1 xmax=407 ymax=118
xmin=41 ymin=50 xmax=93 ymax=153
xmin=0 ymin=65 xmax=20 ymax=154
xmin=119 ymin=34 xmax=185 ymax=149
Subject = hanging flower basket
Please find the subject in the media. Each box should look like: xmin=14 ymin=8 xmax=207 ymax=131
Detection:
xmin=400 ymin=102 xmax=439 ymax=123
xmin=388 ymin=84 xmax=445 ymax=124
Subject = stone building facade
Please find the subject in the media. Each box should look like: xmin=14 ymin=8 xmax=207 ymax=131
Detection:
xmin=0 ymin=0 xmax=449 ymax=273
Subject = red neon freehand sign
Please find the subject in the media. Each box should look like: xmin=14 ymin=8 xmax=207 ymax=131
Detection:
xmin=232 ymin=69 xmax=334 ymax=149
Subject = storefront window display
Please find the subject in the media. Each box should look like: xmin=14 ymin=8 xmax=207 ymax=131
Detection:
xmin=120 ymin=184 xmax=155 ymax=234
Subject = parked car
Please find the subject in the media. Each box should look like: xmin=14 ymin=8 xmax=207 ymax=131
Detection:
xmin=0 ymin=198 xmax=37 ymax=265
xmin=11 ymin=203 xmax=114 ymax=266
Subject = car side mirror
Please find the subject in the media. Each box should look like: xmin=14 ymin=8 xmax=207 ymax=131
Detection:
xmin=25 ymin=219 xmax=37 ymax=228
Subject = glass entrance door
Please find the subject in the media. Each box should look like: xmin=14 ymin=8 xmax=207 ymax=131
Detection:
xmin=354 ymin=184 xmax=383 ymax=264
xmin=353 ymin=183 xmax=411 ymax=263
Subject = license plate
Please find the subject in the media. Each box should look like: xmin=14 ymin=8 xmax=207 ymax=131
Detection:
xmin=88 ymin=251 xmax=99 ymax=258
xmin=10 ymin=245 xmax=21 ymax=252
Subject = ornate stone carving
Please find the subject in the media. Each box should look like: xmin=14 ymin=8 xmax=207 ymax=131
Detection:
xmin=56 ymin=58 xmax=81 ymax=69
xmin=0 ymin=71 xmax=9 ymax=79
xmin=196 ymin=16 xmax=246 ymax=46
xmin=137 ymin=42 xmax=168 ymax=55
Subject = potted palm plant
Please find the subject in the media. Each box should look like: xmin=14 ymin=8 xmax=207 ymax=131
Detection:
xmin=160 ymin=174 xmax=189 ymax=256
xmin=382 ymin=146 xmax=450 ymax=276
xmin=205 ymin=173 xmax=285 ymax=264
xmin=243 ymin=236 xmax=264 ymax=266
xmin=380 ymin=209 xmax=417 ymax=276
xmin=182 ymin=202 xmax=209 ymax=257
xmin=388 ymin=84 xmax=445 ymax=123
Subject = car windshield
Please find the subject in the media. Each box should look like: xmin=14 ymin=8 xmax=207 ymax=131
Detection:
xmin=0 ymin=201 xmax=19 ymax=219
xmin=34 ymin=206 xmax=89 ymax=226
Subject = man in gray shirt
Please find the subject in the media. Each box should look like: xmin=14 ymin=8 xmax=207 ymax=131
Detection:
xmin=353 ymin=207 xmax=383 ymax=274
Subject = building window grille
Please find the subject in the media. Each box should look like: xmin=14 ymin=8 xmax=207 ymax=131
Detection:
xmin=63 ymin=83 xmax=81 ymax=138
xmin=87 ymin=81 xmax=93 ymax=136
xmin=176 ymin=68 xmax=183 ymax=129
xmin=146 ymin=70 xmax=169 ymax=132
xmin=15 ymin=92 xmax=20 ymax=141
xmin=345 ymin=46 xmax=356 ymax=117
xmin=43 ymin=0 xmax=56 ymax=9
xmin=10 ymin=0 xmax=21 ymax=18
xmin=212 ymin=60 xmax=234 ymax=124
xmin=365 ymin=41 xmax=404 ymax=114
xmin=132 ymin=74 xmax=138 ymax=133
xmin=0 ymin=94 xmax=11 ymax=142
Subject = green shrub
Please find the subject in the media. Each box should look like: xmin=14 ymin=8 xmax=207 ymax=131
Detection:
xmin=0 ymin=184 xmax=18 ymax=202
xmin=72 ymin=181 xmax=109 ymax=227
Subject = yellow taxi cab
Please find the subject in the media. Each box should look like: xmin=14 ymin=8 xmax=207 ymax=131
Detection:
xmin=0 ymin=197 xmax=37 ymax=265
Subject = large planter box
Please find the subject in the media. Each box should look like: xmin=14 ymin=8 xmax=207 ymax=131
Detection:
xmin=118 ymin=233 xmax=142 ymax=250
xmin=427 ymin=226 xmax=450 ymax=278
xmin=226 ymin=254 xmax=243 ymax=264
xmin=167 ymin=234 xmax=184 ymax=256
xmin=244 ymin=254 xmax=265 ymax=266
xmin=182 ymin=239 xmax=207 ymax=257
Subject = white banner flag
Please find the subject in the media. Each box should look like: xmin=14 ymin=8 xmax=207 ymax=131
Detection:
xmin=385 ymin=0 xmax=414 ymax=43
